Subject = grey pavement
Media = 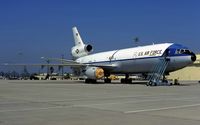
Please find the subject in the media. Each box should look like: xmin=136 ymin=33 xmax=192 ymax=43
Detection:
xmin=0 ymin=80 xmax=200 ymax=125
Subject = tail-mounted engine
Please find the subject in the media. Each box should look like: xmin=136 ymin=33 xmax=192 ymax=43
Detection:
xmin=71 ymin=44 xmax=93 ymax=58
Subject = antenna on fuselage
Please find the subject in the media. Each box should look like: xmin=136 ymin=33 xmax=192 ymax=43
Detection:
xmin=133 ymin=37 xmax=139 ymax=46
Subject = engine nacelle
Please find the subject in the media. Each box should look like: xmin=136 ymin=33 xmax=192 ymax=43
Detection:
xmin=71 ymin=44 xmax=93 ymax=58
xmin=85 ymin=67 xmax=104 ymax=79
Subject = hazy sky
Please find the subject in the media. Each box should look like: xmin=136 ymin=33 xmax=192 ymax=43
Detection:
xmin=0 ymin=0 xmax=200 ymax=66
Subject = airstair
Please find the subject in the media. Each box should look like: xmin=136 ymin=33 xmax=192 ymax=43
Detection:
xmin=147 ymin=57 xmax=170 ymax=86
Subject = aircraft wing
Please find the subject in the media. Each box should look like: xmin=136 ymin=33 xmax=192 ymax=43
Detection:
xmin=42 ymin=58 xmax=77 ymax=64
xmin=40 ymin=58 xmax=118 ymax=69
xmin=2 ymin=63 xmax=85 ymax=67
xmin=1 ymin=59 xmax=85 ymax=67
xmin=89 ymin=63 xmax=118 ymax=70
xmin=2 ymin=59 xmax=117 ymax=69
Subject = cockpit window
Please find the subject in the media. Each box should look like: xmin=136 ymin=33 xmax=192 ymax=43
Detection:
xmin=184 ymin=50 xmax=190 ymax=54
xmin=176 ymin=49 xmax=191 ymax=54
xmin=180 ymin=49 xmax=184 ymax=54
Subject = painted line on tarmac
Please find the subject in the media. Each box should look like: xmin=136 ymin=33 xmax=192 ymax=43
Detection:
xmin=0 ymin=94 xmax=174 ymax=104
xmin=124 ymin=103 xmax=200 ymax=114
xmin=74 ymin=97 xmax=199 ymax=107
xmin=0 ymin=105 xmax=73 ymax=113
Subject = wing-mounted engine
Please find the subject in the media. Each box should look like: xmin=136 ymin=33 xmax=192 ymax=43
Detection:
xmin=71 ymin=44 xmax=93 ymax=58
xmin=84 ymin=67 xmax=104 ymax=79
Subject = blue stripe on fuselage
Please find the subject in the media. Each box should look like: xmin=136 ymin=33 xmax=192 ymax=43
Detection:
xmin=83 ymin=54 xmax=189 ymax=65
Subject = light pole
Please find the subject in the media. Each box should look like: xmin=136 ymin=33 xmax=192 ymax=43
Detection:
xmin=41 ymin=57 xmax=50 ymax=75
xmin=61 ymin=54 xmax=64 ymax=80
xmin=134 ymin=37 xmax=139 ymax=46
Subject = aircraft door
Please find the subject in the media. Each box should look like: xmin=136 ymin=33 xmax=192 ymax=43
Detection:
xmin=163 ymin=49 xmax=170 ymax=57
xmin=109 ymin=50 xmax=119 ymax=62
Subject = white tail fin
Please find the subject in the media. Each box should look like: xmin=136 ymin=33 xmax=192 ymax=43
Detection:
xmin=72 ymin=27 xmax=84 ymax=46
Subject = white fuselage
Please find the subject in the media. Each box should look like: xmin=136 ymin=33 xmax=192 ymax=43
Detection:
xmin=76 ymin=43 xmax=193 ymax=74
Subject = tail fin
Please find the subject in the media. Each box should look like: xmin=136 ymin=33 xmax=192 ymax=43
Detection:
xmin=72 ymin=27 xmax=84 ymax=46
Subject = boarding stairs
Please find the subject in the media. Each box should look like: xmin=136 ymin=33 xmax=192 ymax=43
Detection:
xmin=147 ymin=57 xmax=170 ymax=86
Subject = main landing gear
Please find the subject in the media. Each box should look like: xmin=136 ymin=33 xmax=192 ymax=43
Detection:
xmin=121 ymin=74 xmax=132 ymax=83
xmin=85 ymin=79 xmax=97 ymax=83
xmin=104 ymin=78 xmax=111 ymax=83
xmin=85 ymin=74 xmax=133 ymax=84
xmin=104 ymin=73 xmax=111 ymax=83
xmin=85 ymin=78 xmax=112 ymax=83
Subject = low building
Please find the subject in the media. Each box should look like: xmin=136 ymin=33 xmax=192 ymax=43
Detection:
xmin=167 ymin=54 xmax=200 ymax=81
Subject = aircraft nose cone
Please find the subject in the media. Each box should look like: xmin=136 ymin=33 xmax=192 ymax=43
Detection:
xmin=191 ymin=53 xmax=196 ymax=62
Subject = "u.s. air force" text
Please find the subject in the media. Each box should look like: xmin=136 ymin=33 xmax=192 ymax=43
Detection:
xmin=137 ymin=50 xmax=162 ymax=56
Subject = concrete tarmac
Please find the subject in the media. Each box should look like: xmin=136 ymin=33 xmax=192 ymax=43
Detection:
xmin=0 ymin=80 xmax=200 ymax=125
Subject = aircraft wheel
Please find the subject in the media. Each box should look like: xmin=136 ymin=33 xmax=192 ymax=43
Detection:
xmin=121 ymin=78 xmax=132 ymax=83
xmin=127 ymin=78 xmax=132 ymax=83
xmin=85 ymin=79 xmax=90 ymax=83
xmin=104 ymin=78 xmax=111 ymax=83
xmin=85 ymin=79 xmax=97 ymax=83
xmin=121 ymin=78 xmax=125 ymax=83
xmin=147 ymin=81 xmax=152 ymax=86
